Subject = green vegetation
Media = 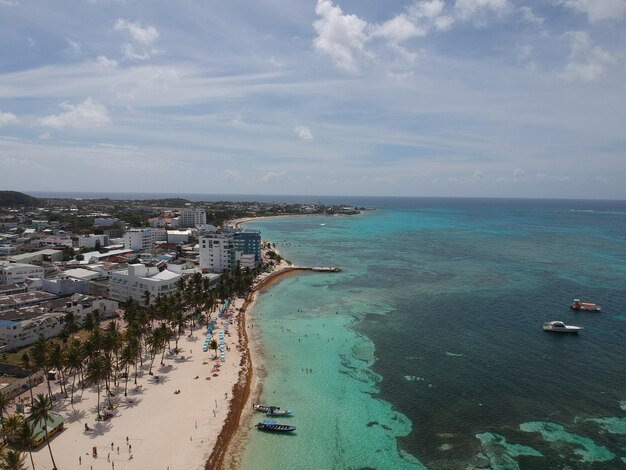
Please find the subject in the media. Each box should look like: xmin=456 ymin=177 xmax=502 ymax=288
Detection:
xmin=0 ymin=191 xmax=40 ymax=208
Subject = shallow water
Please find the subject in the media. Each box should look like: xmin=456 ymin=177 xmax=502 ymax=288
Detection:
xmin=238 ymin=200 xmax=626 ymax=469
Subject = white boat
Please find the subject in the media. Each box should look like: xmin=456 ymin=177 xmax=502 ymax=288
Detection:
xmin=543 ymin=320 xmax=583 ymax=334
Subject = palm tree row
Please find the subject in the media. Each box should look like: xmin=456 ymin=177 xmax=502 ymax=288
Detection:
xmin=0 ymin=263 xmax=262 ymax=469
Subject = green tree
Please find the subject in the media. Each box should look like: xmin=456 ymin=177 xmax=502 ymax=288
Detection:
xmin=29 ymin=394 xmax=58 ymax=470
xmin=85 ymin=356 xmax=108 ymax=420
xmin=3 ymin=448 xmax=27 ymax=470
xmin=15 ymin=419 xmax=35 ymax=470
xmin=63 ymin=340 xmax=84 ymax=406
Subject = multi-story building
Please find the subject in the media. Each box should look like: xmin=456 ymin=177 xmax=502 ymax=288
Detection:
xmin=198 ymin=229 xmax=261 ymax=272
xmin=233 ymin=229 xmax=262 ymax=266
xmin=78 ymin=234 xmax=109 ymax=249
xmin=198 ymin=233 xmax=236 ymax=272
xmin=124 ymin=228 xmax=155 ymax=251
xmin=178 ymin=207 xmax=207 ymax=228
xmin=0 ymin=294 xmax=118 ymax=351
xmin=109 ymin=264 xmax=181 ymax=304
xmin=0 ymin=263 xmax=45 ymax=285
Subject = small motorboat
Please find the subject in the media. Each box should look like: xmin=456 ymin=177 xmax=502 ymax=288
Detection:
xmin=570 ymin=299 xmax=601 ymax=312
xmin=543 ymin=321 xmax=583 ymax=334
xmin=253 ymin=403 xmax=280 ymax=413
xmin=255 ymin=420 xmax=296 ymax=432
xmin=266 ymin=408 xmax=292 ymax=417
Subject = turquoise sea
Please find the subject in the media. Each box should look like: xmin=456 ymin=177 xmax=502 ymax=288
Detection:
xmin=237 ymin=198 xmax=626 ymax=470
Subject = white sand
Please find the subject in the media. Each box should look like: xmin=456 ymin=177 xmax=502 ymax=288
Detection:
xmin=19 ymin=300 xmax=245 ymax=470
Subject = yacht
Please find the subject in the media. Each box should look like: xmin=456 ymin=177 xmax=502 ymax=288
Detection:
xmin=543 ymin=321 xmax=583 ymax=334
xmin=570 ymin=299 xmax=601 ymax=312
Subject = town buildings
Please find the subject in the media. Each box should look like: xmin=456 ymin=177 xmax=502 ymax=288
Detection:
xmin=198 ymin=228 xmax=261 ymax=272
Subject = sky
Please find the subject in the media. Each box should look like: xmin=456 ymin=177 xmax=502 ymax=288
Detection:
xmin=0 ymin=0 xmax=625 ymax=199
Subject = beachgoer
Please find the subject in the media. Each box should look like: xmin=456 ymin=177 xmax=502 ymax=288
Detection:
xmin=117 ymin=446 xmax=119 ymax=454
xmin=79 ymin=456 xmax=82 ymax=465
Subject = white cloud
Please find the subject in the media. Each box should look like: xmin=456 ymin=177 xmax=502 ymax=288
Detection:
xmin=473 ymin=169 xmax=486 ymax=180
xmin=66 ymin=39 xmax=82 ymax=56
xmin=372 ymin=14 xmax=425 ymax=44
xmin=260 ymin=170 xmax=288 ymax=183
xmin=38 ymin=132 xmax=51 ymax=140
xmin=38 ymin=97 xmax=111 ymax=129
xmin=561 ymin=0 xmax=626 ymax=22
xmin=114 ymin=19 xmax=159 ymax=45
xmin=0 ymin=0 xmax=18 ymax=6
xmin=518 ymin=6 xmax=544 ymax=25
xmin=561 ymin=31 xmax=615 ymax=82
xmin=0 ymin=110 xmax=18 ymax=126
xmin=223 ymin=170 xmax=243 ymax=183
xmin=94 ymin=55 xmax=118 ymax=68
xmin=513 ymin=168 xmax=525 ymax=181
xmin=313 ymin=0 xmax=370 ymax=72
xmin=454 ymin=0 xmax=510 ymax=21
xmin=121 ymin=44 xmax=153 ymax=61
xmin=295 ymin=125 xmax=314 ymax=141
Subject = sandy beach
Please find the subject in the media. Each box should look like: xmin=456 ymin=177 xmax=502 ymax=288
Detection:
xmin=11 ymin=297 xmax=245 ymax=470
xmin=5 ymin=258 xmax=303 ymax=470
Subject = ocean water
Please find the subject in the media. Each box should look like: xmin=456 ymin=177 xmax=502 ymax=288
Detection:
xmin=236 ymin=199 xmax=626 ymax=470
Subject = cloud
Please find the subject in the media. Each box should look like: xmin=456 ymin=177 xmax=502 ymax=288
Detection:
xmin=260 ymin=170 xmax=288 ymax=183
xmin=66 ymin=39 xmax=82 ymax=56
xmin=372 ymin=14 xmax=425 ymax=45
xmin=561 ymin=0 xmax=626 ymax=22
xmin=513 ymin=168 xmax=525 ymax=181
xmin=313 ymin=0 xmax=370 ymax=72
xmin=0 ymin=0 xmax=18 ymax=5
xmin=454 ymin=0 xmax=510 ymax=22
xmin=561 ymin=31 xmax=615 ymax=81
xmin=94 ymin=55 xmax=118 ymax=68
xmin=38 ymin=97 xmax=111 ymax=129
xmin=38 ymin=132 xmax=52 ymax=140
xmin=121 ymin=44 xmax=153 ymax=61
xmin=0 ymin=110 xmax=18 ymax=126
xmin=114 ymin=19 xmax=159 ymax=45
xmin=518 ymin=6 xmax=544 ymax=25
xmin=473 ymin=169 xmax=486 ymax=180
xmin=294 ymin=125 xmax=314 ymax=141
xmin=223 ymin=170 xmax=243 ymax=183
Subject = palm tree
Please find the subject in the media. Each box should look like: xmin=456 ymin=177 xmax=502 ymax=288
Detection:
xmin=31 ymin=338 xmax=52 ymax=400
xmin=49 ymin=343 xmax=66 ymax=398
xmin=2 ymin=414 xmax=24 ymax=442
xmin=119 ymin=342 xmax=136 ymax=397
xmin=170 ymin=310 xmax=187 ymax=352
xmin=20 ymin=353 xmax=35 ymax=403
xmin=85 ymin=356 xmax=108 ymax=420
xmin=142 ymin=289 xmax=151 ymax=307
xmin=29 ymin=393 xmax=58 ymax=470
xmin=0 ymin=389 xmax=10 ymax=423
xmin=14 ymin=419 xmax=35 ymax=470
xmin=63 ymin=340 xmax=83 ymax=406
xmin=209 ymin=339 xmax=218 ymax=359
xmin=3 ymin=448 xmax=27 ymax=470
xmin=61 ymin=312 xmax=80 ymax=344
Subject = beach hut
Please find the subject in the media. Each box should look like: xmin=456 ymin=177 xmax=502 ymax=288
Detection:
xmin=29 ymin=412 xmax=64 ymax=447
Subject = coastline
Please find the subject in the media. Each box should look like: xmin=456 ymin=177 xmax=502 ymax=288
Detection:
xmin=205 ymin=263 xmax=315 ymax=469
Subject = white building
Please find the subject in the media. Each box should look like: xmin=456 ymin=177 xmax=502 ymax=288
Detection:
xmin=178 ymin=207 xmax=207 ymax=228
xmin=78 ymin=234 xmax=109 ymax=249
xmin=167 ymin=230 xmax=192 ymax=244
xmin=198 ymin=233 xmax=236 ymax=272
xmin=0 ymin=263 xmax=45 ymax=285
xmin=124 ymin=228 xmax=156 ymax=252
xmin=109 ymin=264 xmax=181 ymax=303
xmin=0 ymin=295 xmax=118 ymax=351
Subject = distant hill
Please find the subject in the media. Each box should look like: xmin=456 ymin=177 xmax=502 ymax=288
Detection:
xmin=0 ymin=190 xmax=41 ymax=207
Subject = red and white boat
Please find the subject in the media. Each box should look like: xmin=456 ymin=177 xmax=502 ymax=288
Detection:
xmin=570 ymin=299 xmax=602 ymax=312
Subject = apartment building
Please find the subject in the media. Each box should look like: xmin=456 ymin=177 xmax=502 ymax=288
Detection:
xmin=109 ymin=263 xmax=181 ymax=304
xmin=0 ymin=263 xmax=45 ymax=285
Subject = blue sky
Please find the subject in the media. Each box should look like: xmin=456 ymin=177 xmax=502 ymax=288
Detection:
xmin=0 ymin=0 xmax=624 ymax=199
